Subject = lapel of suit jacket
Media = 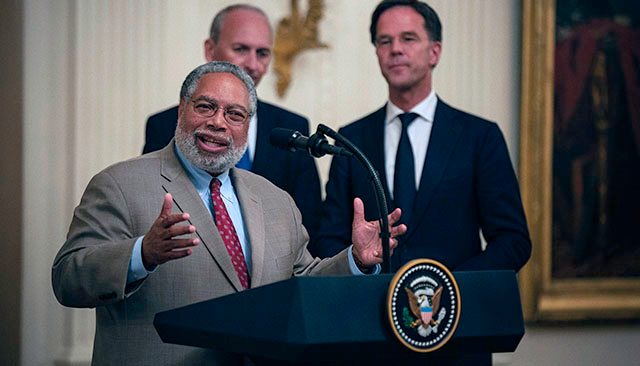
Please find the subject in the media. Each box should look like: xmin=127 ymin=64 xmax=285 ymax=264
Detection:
xmin=362 ymin=106 xmax=393 ymax=204
xmin=250 ymin=100 xmax=270 ymax=172
xmin=230 ymin=169 xmax=266 ymax=287
xmin=409 ymin=99 xmax=462 ymax=237
xmin=159 ymin=142 xmax=245 ymax=292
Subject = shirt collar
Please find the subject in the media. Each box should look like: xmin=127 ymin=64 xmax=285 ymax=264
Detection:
xmin=385 ymin=90 xmax=438 ymax=125
xmin=174 ymin=143 xmax=231 ymax=193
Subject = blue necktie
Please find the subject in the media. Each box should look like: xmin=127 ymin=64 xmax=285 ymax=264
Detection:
xmin=235 ymin=149 xmax=252 ymax=170
xmin=394 ymin=113 xmax=419 ymax=225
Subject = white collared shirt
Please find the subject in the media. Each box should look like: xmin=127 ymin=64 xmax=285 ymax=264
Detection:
xmin=246 ymin=113 xmax=257 ymax=160
xmin=384 ymin=91 xmax=437 ymax=197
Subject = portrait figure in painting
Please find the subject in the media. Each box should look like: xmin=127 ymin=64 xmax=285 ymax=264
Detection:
xmin=552 ymin=0 xmax=640 ymax=278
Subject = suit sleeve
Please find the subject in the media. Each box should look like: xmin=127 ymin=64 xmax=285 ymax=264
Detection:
xmin=143 ymin=116 xmax=161 ymax=154
xmin=143 ymin=109 xmax=177 ymax=154
xmin=52 ymin=170 xmax=139 ymax=308
xmin=457 ymin=123 xmax=532 ymax=271
xmin=310 ymin=146 xmax=355 ymax=258
xmin=282 ymin=192 xmax=351 ymax=275
xmin=288 ymin=118 xmax=323 ymax=248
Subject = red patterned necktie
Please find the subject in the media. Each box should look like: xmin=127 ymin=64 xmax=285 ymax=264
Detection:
xmin=210 ymin=178 xmax=250 ymax=289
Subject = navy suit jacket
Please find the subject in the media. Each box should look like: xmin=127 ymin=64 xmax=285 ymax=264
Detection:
xmin=315 ymin=99 xmax=531 ymax=272
xmin=143 ymin=100 xmax=322 ymax=243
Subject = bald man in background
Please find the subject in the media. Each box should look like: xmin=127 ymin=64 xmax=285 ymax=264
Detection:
xmin=144 ymin=4 xmax=322 ymax=246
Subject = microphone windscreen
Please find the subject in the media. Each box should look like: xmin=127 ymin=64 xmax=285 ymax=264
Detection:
xmin=269 ymin=128 xmax=296 ymax=149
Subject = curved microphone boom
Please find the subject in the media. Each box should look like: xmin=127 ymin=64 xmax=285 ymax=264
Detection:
xmin=270 ymin=124 xmax=392 ymax=273
xmin=317 ymin=124 xmax=392 ymax=274
xmin=269 ymin=128 xmax=353 ymax=158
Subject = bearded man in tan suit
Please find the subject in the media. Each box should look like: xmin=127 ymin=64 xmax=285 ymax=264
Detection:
xmin=52 ymin=61 xmax=405 ymax=366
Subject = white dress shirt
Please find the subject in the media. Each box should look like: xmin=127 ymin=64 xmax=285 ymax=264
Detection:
xmin=384 ymin=90 xmax=438 ymax=197
xmin=246 ymin=113 xmax=257 ymax=160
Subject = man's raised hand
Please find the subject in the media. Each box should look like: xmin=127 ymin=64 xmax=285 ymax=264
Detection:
xmin=141 ymin=193 xmax=199 ymax=269
xmin=351 ymin=197 xmax=407 ymax=268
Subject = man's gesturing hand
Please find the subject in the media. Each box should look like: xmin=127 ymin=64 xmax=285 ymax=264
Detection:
xmin=141 ymin=193 xmax=200 ymax=270
xmin=351 ymin=197 xmax=407 ymax=268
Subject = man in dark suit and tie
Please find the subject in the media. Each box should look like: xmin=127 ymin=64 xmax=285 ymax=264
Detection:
xmin=52 ymin=61 xmax=405 ymax=365
xmin=143 ymin=4 xmax=322 ymax=244
xmin=316 ymin=3 xmax=531 ymax=363
xmin=316 ymin=0 xmax=532 ymax=289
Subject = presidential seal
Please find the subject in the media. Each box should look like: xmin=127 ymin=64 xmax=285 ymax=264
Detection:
xmin=387 ymin=259 xmax=461 ymax=352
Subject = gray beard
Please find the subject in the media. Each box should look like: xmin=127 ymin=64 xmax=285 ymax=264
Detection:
xmin=174 ymin=123 xmax=247 ymax=175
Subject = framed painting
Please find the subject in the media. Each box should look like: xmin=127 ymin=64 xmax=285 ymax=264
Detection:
xmin=519 ymin=0 xmax=640 ymax=321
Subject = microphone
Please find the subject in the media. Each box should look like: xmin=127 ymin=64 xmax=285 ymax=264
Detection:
xmin=269 ymin=128 xmax=353 ymax=158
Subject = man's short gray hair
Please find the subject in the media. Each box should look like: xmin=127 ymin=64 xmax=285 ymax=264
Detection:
xmin=180 ymin=61 xmax=257 ymax=117
xmin=209 ymin=4 xmax=271 ymax=42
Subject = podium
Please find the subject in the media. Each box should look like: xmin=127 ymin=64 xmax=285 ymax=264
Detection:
xmin=154 ymin=271 xmax=524 ymax=364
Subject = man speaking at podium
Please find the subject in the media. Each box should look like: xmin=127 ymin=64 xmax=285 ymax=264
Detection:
xmin=52 ymin=62 xmax=406 ymax=366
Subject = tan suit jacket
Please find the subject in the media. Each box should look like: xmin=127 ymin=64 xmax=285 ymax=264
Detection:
xmin=52 ymin=142 xmax=350 ymax=365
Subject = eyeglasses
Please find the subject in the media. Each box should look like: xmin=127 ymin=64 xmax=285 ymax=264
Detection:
xmin=191 ymin=99 xmax=250 ymax=125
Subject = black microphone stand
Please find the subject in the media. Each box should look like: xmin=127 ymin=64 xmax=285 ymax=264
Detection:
xmin=307 ymin=131 xmax=335 ymax=158
xmin=316 ymin=124 xmax=392 ymax=274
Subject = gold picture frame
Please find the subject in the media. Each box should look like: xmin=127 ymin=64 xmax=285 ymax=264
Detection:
xmin=519 ymin=0 xmax=640 ymax=321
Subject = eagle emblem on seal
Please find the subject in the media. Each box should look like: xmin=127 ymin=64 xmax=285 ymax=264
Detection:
xmin=403 ymin=276 xmax=446 ymax=337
